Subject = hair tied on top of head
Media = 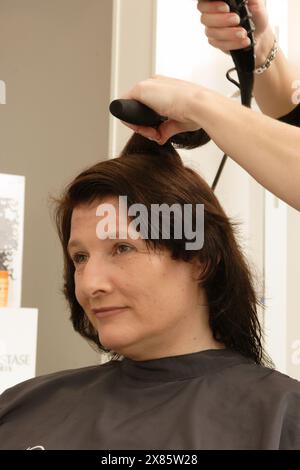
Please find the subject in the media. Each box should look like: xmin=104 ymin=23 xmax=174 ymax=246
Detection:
xmin=120 ymin=128 xmax=211 ymax=163
xmin=170 ymin=128 xmax=211 ymax=150
xmin=120 ymin=132 xmax=182 ymax=168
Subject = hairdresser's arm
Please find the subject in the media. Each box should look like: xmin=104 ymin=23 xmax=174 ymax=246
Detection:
xmin=198 ymin=0 xmax=300 ymax=118
xmin=121 ymin=76 xmax=300 ymax=211
xmin=253 ymin=27 xmax=300 ymax=118
xmin=191 ymin=87 xmax=300 ymax=210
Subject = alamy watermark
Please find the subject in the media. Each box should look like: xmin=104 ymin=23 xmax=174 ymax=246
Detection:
xmin=95 ymin=196 xmax=204 ymax=250
xmin=291 ymin=80 xmax=300 ymax=105
xmin=0 ymin=80 xmax=6 ymax=104
xmin=291 ymin=339 xmax=300 ymax=366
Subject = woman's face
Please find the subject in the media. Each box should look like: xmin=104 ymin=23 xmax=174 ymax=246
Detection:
xmin=68 ymin=197 xmax=216 ymax=360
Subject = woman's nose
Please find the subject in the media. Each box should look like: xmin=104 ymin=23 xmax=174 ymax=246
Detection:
xmin=81 ymin=257 xmax=114 ymax=297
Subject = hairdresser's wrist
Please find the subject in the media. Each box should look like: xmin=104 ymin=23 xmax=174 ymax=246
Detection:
xmin=254 ymin=26 xmax=277 ymax=69
xmin=187 ymin=86 xmax=221 ymax=131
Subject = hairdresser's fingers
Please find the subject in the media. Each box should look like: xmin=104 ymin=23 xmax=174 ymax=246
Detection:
xmin=208 ymin=36 xmax=251 ymax=52
xmin=197 ymin=2 xmax=244 ymax=53
xmin=197 ymin=0 xmax=265 ymax=30
xmin=200 ymin=11 xmax=241 ymax=29
xmin=120 ymin=75 xmax=203 ymax=124
xmin=119 ymin=113 xmax=194 ymax=146
xmin=198 ymin=0 xmax=269 ymax=45
xmin=197 ymin=1 xmax=230 ymax=14
xmin=120 ymin=78 xmax=172 ymax=119
xmin=206 ymin=25 xmax=249 ymax=42
xmin=120 ymin=120 xmax=161 ymax=141
xmin=157 ymin=120 xmax=201 ymax=146
xmin=205 ymin=25 xmax=251 ymax=52
xmin=156 ymin=120 xmax=181 ymax=145
xmin=120 ymin=119 xmax=200 ymax=146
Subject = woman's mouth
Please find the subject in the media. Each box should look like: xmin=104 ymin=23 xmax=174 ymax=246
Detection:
xmin=93 ymin=307 xmax=128 ymax=319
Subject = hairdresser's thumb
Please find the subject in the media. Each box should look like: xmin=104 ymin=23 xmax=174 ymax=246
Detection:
xmin=157 ymin=120 xmax=184 ymax=145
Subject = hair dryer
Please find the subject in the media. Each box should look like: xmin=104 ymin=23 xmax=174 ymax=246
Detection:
xmin=109 ymin=0 xmax=256 ymax=189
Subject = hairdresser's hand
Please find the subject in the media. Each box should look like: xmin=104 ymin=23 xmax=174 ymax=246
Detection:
xmin=120 ymin=75 xmax=206 ymax=145
xmin=197 ymin=0 xmax=269 ymax=53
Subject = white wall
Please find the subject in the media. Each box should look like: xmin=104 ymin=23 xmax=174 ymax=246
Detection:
xmin=109 ymin=0 xmax=157 ymax=157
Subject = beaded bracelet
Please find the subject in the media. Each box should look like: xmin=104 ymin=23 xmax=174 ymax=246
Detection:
xmin=254 ymin=37 xmax=279 ymax=75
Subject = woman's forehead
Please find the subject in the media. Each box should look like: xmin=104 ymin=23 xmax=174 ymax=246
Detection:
xmin=69 ymin=198 xmax=141 ymax=244
xmin=71 ymin=197 xmax=125 ymax=226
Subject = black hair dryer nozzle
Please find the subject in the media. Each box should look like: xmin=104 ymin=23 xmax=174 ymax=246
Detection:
xmin=109 ymin=99 xmax=168 ymax=128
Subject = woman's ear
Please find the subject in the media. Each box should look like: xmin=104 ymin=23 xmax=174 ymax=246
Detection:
xmin=190 ymin=253 xmax=221 ymax=282
xmin=191 ymin=258 xmax=205 ymax=282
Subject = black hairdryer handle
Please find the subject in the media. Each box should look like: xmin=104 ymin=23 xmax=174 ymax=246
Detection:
xmin=224 ymin=0 xmax=256 ymax=74
xmin=109 ymin=99 xmax=168 ymax=128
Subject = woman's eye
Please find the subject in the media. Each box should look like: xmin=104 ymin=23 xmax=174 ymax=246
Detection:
xmin=70 ymin=245 xmax=134 ymax=265
xmin=72 ymin=253 xmax=88 ymax=265
xmin=114 ymin=244 xmax=134 ymax=255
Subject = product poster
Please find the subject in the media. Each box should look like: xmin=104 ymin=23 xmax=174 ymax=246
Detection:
xmin=0 ymin=308 xmax=38 ymax=394
xmin=0 ymin=173 xmax=25 ymax=308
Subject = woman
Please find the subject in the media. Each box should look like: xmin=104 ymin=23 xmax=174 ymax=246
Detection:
xmin=0 ymin=132 xmax=299 ymax=450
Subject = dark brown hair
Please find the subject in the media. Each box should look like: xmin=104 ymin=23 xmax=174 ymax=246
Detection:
xmin=53 ymin=133 xmax=273 ymax=367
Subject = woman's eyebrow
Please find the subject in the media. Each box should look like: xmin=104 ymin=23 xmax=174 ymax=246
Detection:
xmin=67 ymin=240 xmax=83 ymax=254
xmin=67 ymin=232 xmax=133 ymax=253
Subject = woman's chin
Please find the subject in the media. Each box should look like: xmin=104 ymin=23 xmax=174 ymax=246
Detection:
xmin=98 ymin=332 xmax=132 ymax=355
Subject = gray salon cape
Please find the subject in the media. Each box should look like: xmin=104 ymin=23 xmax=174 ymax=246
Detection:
xmin=0 ymin=348 xmax=299 ymax=450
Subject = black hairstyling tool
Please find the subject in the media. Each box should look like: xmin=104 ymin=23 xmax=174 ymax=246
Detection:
xmin=109 ymin=0 xmax=256 ymax=191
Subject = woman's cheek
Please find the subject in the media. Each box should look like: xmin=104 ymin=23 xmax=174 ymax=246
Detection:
xmin=74 ymin=280 xmax=84 ymax=307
